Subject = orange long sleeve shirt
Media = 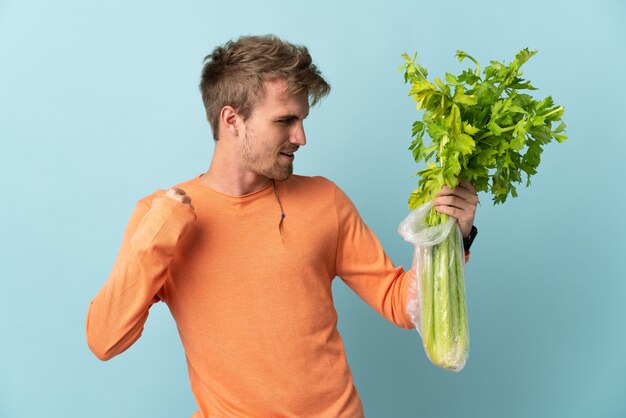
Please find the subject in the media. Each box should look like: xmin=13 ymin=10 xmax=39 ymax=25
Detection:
xmin=86 ymin=174 xmax=417 ymax=417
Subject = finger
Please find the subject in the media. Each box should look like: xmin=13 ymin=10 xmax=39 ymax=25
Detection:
xmin=458 ymin=181 xmax=477 ymax=194
xmin=434 ymin=194 xmax=477 ymax=222
xmin=433 ymin=195 xmax=473 ymax=212
xmin=438 ymin=181 xmax=478 ymax=196
xmin=171 ymin=187 xmax=187 ymax=196
xmin=437 ymin=185 xmax=478 ymax=205
xmin=433 ymin=204 xmax=465 ymax=219
xmin=165 ymin=188 xmax=193 ymax=209
xmin=459 ymin=181 xmax=476 ymax=193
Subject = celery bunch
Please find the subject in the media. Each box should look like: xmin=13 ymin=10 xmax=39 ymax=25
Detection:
xmin=399 ymin=49 xmax=566 ymax=371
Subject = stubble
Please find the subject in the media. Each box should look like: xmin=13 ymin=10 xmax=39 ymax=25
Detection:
xmin=241 ymin=129 xmax=293 ymax=181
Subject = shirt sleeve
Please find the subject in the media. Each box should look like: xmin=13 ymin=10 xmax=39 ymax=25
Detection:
xmin=332 ymin=184 xmax=415 ymax=330
xmin=85 ymin=193 xmax=196 ymax=360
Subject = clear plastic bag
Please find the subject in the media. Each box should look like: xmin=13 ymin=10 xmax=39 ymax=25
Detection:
xmin=398 ymin=201 xmax=469 ymax=371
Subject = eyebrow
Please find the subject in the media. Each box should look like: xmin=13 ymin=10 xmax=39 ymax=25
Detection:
xmin=274 ymin=113 xmax=309 ymax=121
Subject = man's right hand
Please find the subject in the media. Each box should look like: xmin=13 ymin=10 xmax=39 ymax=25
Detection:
xmin=165 ymin=187 xmax=194 ymax=210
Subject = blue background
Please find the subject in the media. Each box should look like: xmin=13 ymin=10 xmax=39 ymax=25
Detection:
xmin=2 ymin=0 xmax=625 ymax=417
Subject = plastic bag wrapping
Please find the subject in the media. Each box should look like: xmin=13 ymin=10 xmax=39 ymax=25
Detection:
xmin=398 ymin=201 xmax=469 ymax=372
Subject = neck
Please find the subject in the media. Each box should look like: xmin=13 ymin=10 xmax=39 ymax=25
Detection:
xmin=200 ymin=146 xmax=271 ymax=196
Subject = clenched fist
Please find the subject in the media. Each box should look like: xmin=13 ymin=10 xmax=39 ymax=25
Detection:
xmin=165 ymin=187 xmax=194 ymax=210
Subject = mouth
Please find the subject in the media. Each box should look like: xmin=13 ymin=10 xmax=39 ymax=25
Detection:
xmin=279 ymin=151 xmax=296 ymax=161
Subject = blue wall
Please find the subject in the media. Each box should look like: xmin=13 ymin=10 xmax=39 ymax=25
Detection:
xmin=1 ymin=0 xmax=625 ymax=417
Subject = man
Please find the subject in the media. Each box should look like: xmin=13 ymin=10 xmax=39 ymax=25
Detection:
xmin=86 ymin=34 xmax=478 ymax=417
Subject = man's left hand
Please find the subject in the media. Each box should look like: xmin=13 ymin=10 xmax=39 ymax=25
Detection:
xmin=433 ymin=181 xmax=479 ymax=238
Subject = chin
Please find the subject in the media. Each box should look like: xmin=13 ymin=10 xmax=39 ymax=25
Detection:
xmin=268 ymin=166 xmax=293 ymax=182
xmin=274 ymin=171 xmax=293 ymax=182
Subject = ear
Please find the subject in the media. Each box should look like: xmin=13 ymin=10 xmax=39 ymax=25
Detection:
xmin=219 ymin=106 xmax=242 ymax=138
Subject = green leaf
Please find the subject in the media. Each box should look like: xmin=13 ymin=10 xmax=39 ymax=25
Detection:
xmin=514 ymin=118 xmax=527 ymax=136
xmin=458 ymin=69 xmax=480 ymax=85
xmin=455 ymin=50 xmax=481 ymax=76
xmin=491 ymin=100 xmax=504 ymax=117
xmin=455 ymin=133 xmax=476 ymax=155
xmin=488 ymin=121 xmax=503 ymax=136
xmin=513 ymin=48 xmax=538 ymax=68
xmin=528 ymin=127 xmax=551 ymax=144
xmin=535 ymin=96 xmax=555 ymax=113
xmin=508 ymin=105 xmax=527 ymax=114
xmin=412 ymin=121 xmax=425 ymax=137
xmin=553 ymin=121 xmax=567 ymax=133
xmin=521 ymin=140 xmax=542 ymax=173
xmin=530 ymin=115 xmax=545 ymax=126
xmin=423 ymin=144 xmax=438 ymax=162
xmin=510 ymin=134 xmax=525 ymax=150
xmin=426 ymin=121 xmax=448 ymax=140
xmin=444 ymin=104 xmax=462 ymax=136
xmin=473 ymin=148 xmax=498 ymax=167
xmin=543 ymin=106 xmax=565 ymax=121
xmin=552 ymin=121 xmax=567 ymax=143
xmin=443 ymin=152 xmax=462 ymax=186
xmin=509 ymin=77 xmax=537 ymax=90
xmin=484 ymin=61 xmax=506 ymax=80
xmin=445 ymin=73 xmax=459 ymax=84
xmin=409 ymin=137 xmax=424 ymax=163
xmin=463 ymin=122 xmax=480 ymax=135
xmin=408 ymin=80 xmax=436 ymax=96
xmin=416 ymin=63 xmax=428 ymax=78
xmin=452 ymin=85 xmax=478 ymax=106
xmin=401 ymin=52 xmax=413 ymax=64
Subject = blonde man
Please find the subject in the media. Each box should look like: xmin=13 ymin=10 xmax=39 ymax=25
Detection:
xmin=86 ymin=34 xmax=478 ymax=417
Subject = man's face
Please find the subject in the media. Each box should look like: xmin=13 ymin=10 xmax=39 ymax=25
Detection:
xmin=238 ymin=79 xmax=310 ymax=181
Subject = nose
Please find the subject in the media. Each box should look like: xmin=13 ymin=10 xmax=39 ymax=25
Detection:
xmin=290 ymin=122 xmax=306 ymax=146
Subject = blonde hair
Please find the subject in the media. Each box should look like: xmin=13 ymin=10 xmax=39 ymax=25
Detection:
xmin=199 ymin=34 xmax=331 ymax=140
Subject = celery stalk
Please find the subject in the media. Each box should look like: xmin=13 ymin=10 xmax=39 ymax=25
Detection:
xmin=420 ymin=224 xmax=468 ymax=371
xmin=420 ymin=246 xmax=434 ymax=351
xmin=448 ymin=228 xmax=460 ymax=355
xmin=435 ymin=236 xmax=451 ymax=364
